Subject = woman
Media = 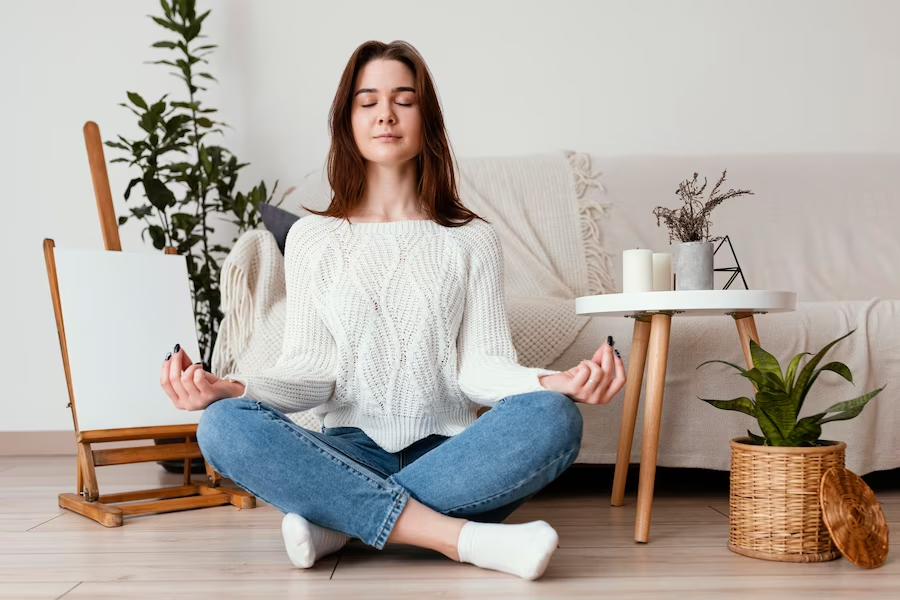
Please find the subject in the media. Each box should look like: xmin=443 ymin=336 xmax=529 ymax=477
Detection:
xmin=160 ymin=40 xmax=625 ymax=581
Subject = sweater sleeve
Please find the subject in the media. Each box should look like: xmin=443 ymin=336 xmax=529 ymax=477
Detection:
xmin=224 ymin=219 xmax=337 ymax=413
xmin=456 ymin=224 xmax=559 ymax=406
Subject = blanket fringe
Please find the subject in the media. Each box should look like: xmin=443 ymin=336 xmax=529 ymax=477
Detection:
xmin=565 ymin=151 xmax=616 ymax=295
xmin=211 ymin=257 xmax=254 ymax=377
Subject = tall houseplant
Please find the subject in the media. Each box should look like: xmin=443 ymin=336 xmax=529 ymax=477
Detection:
xmin=107 ymin=0 xmax=287 ymax=369
xmin=698 ymin=330 xmax=885 ymax=562
xmin=653 ymin=171 xmax=752 ymax=290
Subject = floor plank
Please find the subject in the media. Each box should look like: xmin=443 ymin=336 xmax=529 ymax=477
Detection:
xmin=61 ymin=575 xmax=900 ymax=600
xmin=0 ymin=513 xmax=65 ymax=533
xmin=0 ymin=456 xmax=895 ymax=599
xmin=0 ymin=551 xmax=337 ymax=583
xmin=0 ymin=582 xmax=79 ymax=600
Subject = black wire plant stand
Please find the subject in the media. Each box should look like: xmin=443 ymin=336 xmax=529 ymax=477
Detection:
xmin=713 ymin=235 xmax=748 ymax=290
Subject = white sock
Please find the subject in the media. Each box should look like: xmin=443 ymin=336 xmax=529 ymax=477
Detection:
xmin=281 ymin=513 xmax=350 ymax=568
xmin=456 ymin=520 xmax=559 ymax=580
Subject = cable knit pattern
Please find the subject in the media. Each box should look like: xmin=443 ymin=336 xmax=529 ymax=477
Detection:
xmin=225 ymin=215 xmax=557 ymax=453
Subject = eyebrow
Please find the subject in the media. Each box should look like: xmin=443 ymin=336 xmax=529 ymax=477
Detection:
xmin=354 ymin=86 xmax=416 ymax=97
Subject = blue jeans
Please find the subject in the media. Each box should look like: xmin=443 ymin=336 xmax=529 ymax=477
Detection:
xmin=197 ymin=390 xmax=583 ymax=550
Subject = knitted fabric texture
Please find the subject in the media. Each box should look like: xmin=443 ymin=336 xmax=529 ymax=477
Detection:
xmin=224 ymin=215 xmax=558 ymax=453
xmin=211 ymin=151 xmax=614 ymax=434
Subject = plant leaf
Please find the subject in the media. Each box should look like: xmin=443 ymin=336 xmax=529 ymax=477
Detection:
xmin=143 ymin=177 xmax=176 ymax=210
xmin=699 ymin=397 xmax=756 ymax=417
xmin=784 ymin=352 xmax=810 ymax=394
xmin=817 ymin=386 xmax=885 ymax=424
xmin=151 ymin=16 xmax=184 ymax=35
xmin=816 ymin=361 xmax=853 ymax=384
xmin=199 ymin=146 xmax=212 ymax=175
xmin=754 ymin=390 xmax=797 ymax=439
xmin=791 ymin=329 xmax=856 ymax=414
xmin=152 ymin=41 xmax=178 ymax=49
xmin=749 ymin=339 xmax=784 ymax=386
xmin=746 ymin=430 xmax=766 ymax=445
xmin=784 ymin=414 xmax=823 ymax=446
xmin=147 ymin=225 xmax=166 ymax=250
xmin=127 ymin=91 xmax=148 ymax=110
xmin=697 ymin=359 xmax=747 ymax=374
xmin=123 ymin=177 xmax=142 ymax=200
xmin=739 ymin=368 xmax=782 ymax=393
xmin=755 ymin=405 xmax=786 ymax=445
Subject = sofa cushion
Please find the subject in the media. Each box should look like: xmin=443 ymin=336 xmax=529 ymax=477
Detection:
xmin=259 ymin=203 xmax=301 ymax=255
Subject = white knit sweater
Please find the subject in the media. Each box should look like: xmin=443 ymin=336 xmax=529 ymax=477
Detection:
xmin=226 ymin=214 xmax=559 ymax=452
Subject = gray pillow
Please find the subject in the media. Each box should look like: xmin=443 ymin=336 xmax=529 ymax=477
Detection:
xmin=259 ymin=203 xmax=301 ymax=255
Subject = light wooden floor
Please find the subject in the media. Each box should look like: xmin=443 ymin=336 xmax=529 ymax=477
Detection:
xmin=0 ymin=456 xmax=896 ymax=599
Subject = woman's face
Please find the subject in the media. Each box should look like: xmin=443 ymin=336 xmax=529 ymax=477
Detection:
xmin=351 ymin=59 xmax=423 ymax=167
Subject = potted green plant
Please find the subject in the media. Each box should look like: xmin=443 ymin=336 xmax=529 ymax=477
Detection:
xmin=107 ymin=0 xmax=291 ymax=474
xmin=108 ymin=0 xmax=290 ymax=371
xmin=653 ymin=170 xmax=753 ymax=290
xmin=698 ymin=329 xmax=884 ymax=562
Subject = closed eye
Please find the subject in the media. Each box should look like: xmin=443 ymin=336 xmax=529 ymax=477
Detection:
xmin=362 ymin=102 xmax=413 ymax=108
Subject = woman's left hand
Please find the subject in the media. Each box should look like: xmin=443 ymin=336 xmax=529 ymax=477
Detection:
xmin=539 ymin=338 xmax=626 ymax=404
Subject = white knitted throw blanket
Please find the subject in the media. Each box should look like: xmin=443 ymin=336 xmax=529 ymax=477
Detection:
xmin=212 ymin=151 xmax=613 ymax=430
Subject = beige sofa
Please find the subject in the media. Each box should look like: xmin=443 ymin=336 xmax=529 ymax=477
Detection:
xmin=551 ymin=153 xmax=899 ymax=475
xmin=218 ymin=153 xmax=900 ymax=475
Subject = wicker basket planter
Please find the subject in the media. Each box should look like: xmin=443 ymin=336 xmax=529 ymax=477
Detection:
xmin=728 ymin=437 xmax=846 ymax=562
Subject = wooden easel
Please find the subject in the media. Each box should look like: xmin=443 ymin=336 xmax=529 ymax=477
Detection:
xmin=41 ymin=121 xmax=255 ymax=527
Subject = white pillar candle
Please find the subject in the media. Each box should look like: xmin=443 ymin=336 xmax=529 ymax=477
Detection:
xmin=623 ymin=249 xmax=653 ymax=293
xmin=652 ymin=253 xmax=673 ymax=291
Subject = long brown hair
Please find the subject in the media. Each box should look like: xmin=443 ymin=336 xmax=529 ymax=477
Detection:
xmin=306 ymin=40 xmax=481 ymax=228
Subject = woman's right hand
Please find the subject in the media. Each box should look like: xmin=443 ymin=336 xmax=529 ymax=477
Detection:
xmin=160 ymin=345 xmax=245 ymax=411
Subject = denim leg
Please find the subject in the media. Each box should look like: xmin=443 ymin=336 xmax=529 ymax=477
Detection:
xmin=196 ymin=398 xmax=408 ymax=549
xmin=389 ymin=390 xmax=583 ymax=521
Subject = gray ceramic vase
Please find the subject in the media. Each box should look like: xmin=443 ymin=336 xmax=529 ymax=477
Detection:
xmin=675 ymin=241 xmax=714 ymax=290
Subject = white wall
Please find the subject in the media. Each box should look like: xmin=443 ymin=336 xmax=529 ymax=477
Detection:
xmin=2 ymin=0 xmax=899 ymax=432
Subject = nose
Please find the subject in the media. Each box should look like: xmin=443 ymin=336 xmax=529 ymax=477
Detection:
xmin=378 ymin=108 xmax=396 ymax=125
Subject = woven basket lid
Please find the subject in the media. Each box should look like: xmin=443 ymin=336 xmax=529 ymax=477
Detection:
xmin=819 ymin=466 xmax=890 ymax=569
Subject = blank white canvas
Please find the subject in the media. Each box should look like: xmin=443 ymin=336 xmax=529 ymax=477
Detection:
xmin=53 ymin=247 xmax=204 ymax=431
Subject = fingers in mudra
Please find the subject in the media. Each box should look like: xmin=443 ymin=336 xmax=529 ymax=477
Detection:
xmin=159 ymin=344 xmax=222 ymax=410
xmin=578 ymin=360 xmax=610 ymax=404
xmin=564 ymin=337 xmax=627 ymax=404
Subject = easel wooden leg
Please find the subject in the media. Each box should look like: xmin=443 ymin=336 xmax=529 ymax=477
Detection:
xmin=198 ymin=484 xmax=256 ymax=509
xmin=77 ymin=442 xmax=99 ymax=501
xmin=59 ymin=493 xmax=123 ymax=527
xmin=635 ymin=313 xmax=672 ymax=543
xmin=205 ymin=460 xmax=222 ymax=488
xmin=76 ymin=452 xmax=83 ymax=495
xmin=183 ymin=436 xmax=192 ymax=487
xmin=611 ymin=317 xmax=651 ymax=507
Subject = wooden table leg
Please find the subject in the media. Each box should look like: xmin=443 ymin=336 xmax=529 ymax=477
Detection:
xmin=635 ymin=313 xmax=672 ymax=543
xmin=733 ymin=312 xmax=760 ymax=370
xmin=611 ymin=317 xmax=651 ymax=507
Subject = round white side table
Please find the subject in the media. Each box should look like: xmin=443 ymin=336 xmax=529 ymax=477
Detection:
xmin=575 ymin=290 xmax=797 ymax=543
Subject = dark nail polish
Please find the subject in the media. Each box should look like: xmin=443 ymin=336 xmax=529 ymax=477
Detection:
xmin=174 ymin=344 xmax=181 ymax=353
xmin=607 ymin=335 xmax=614 ymax=346
xmin=194 ymin=362 xmax=202 ymax=365
xmin=615 ymin=349 xmax=622 ymax=358
xmin=165 ymin=352 xmax=172 ymax=361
